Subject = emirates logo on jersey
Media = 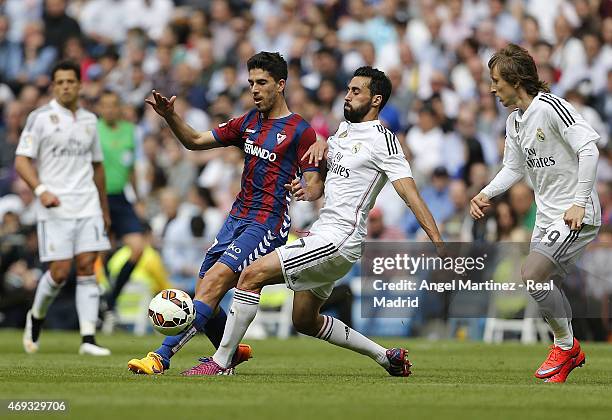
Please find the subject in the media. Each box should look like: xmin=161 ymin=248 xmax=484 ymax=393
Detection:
xmin=277 ymin=130 xmax=287 ymax=144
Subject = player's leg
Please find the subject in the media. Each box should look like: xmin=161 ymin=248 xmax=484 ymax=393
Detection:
xmin=74 ymin=251 xmax=110 ymax=356
xmin=105 ymin=195 xmax=145 ymax=314
xmin=292 ymin=288 xmax=411 ymax=377
xmin=527 ymin=222 xmax=599 ymax=381
xmin=24 ymin=219 xmax=75 ymax=353
xmin=24 ymin=258 xmax=72 ymax=353
xmin=153 ymin=262 xmax=239 ymax=367
xmin=180 ymin=251 xmax=284 ymax=375
xmin=73 ymin=216 xmax=111 ymax=355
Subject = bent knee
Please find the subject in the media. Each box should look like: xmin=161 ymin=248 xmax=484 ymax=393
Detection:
xmin=238 ymin=265 xmax=262 ymax=291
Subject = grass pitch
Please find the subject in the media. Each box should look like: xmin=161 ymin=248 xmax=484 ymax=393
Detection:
xmin=0 ymin=330 xmax=611 ymax=420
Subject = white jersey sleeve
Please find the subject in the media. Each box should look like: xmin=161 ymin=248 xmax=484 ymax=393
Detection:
xmin=502 ymin=111 xmax=525 ymax=171
xmin=91 ymin=128 xmax=104 ymax=162
xmin=371 ymin=129 xmax=412 ymax=182
xmin=544 ymin=95 xmax=600 ymax=153
xmin=15 ymin=108 xmax=46 ymax=158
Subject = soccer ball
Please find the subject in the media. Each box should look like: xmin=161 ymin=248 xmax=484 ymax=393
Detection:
xmin=148 ymin=289 xmax=195 ymax=336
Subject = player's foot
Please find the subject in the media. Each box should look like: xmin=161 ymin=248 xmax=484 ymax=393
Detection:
xmin=544 ymin=351 xmax=586 ymax=383
xmin=385 ymin=348 xmax=412 ymax=377
xmin=23 ymin=310 xmax=40 ymax=354
xmin=79 ymin=343 xmax=111 ymax=356
xmin=534 ymin=338 xmax=581 ymax=379
xmin=127 ymin=352 xmax=165 ymax=375
xmin=101 ymin=310 xmax=116 ymax=335
xmin=181 ymin=357 xmax=234 ymax=376
xmin=231 ymin=344 xmax=252 ymax=368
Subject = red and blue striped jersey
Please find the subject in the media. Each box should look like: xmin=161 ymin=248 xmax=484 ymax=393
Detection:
xmin=212 ymin=109 xmax=318 ymax=232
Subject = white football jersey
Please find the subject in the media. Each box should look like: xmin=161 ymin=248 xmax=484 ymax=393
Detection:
xmin=15 ymin=99 xmax=104 ymax=221
xmin=503 ymin=92 xmax=601 ymax=228
xmin=310 ymin=119 xmax=413 ymax=261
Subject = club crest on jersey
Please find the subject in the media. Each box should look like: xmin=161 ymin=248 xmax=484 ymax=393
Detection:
xmin=352 ymin=143 xmax=361 ymax=154
xmin=536 ymin=128 xmax=545 ymax=142
xmin=277 ymin=130 xmax=287 ymax=144
xmin=50 ymin=114 xmax=59 ymax=124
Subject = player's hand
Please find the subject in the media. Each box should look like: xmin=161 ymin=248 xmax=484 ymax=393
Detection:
xmin=39 ymin=191 xmax=60 ymax=208
xmin=563 ymin=205 xmax=585 ymax=231
xmin=469 ymin=192 xmax=491 ymax=220
xmin=284 ymin=178 xmax=307 ymax=201
xmin=145 ymin=90 xmax=176 ymax=119
xmin=103 ymin=212 xmax=111 ymax=234
xmin=434 ymin=242 xmax=448 ymax=259
xmin=302 ymin=138 xmax=328 ymax=166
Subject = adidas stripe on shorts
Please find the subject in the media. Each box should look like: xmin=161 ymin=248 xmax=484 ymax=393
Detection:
xmin=531 ymin=218 xmax=599 ymax=273
xmin=276 ymin=234 xmax=354 ymax=300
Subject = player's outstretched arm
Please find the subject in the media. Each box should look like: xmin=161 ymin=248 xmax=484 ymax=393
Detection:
xmin=145 ymin=90 xmax=219 ymax=151
xmin=14 ymin=155 xmax=60 ymax=208
xmin=471 ymin=166 xmax=524 ymax=219
xmin=284 ymin=171 xmax=324 ymax=201
xmin=392 ymin=177 xmax=444 ymax=249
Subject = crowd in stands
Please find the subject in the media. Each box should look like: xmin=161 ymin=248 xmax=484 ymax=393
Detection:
xmin=0 ymin=0 xmax=611 ymax=337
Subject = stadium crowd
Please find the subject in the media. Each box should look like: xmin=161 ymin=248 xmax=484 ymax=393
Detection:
xmin=0 ymin=0 xmax=611 ymax=338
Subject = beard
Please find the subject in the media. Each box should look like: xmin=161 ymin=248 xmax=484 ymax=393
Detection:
xmin=344 ymin=101 xmax=370 ymax=123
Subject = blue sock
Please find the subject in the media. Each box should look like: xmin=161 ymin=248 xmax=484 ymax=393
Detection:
xmin=155 ymin=300 xmax=213 ymax=368
xmin=204 ymin=307 xmax=228 ymax=349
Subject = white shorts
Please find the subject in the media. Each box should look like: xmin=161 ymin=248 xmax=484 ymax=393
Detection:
xmin=276 ymin=234 xmax=354 ymax=300
xmin=531 ymin=219 xmax=599 ymax=273
xmin=37 ymin=216 xmax=111 ymax=262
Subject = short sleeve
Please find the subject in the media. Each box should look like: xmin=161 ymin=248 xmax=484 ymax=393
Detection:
xmin=372 ymin=131 xmax=413 ymax=182
xmin=502 ymin=112 xmax=525 ymax=171
xmin=15 ymin=111 xmax=43 ymax=158
xmin=211 ymin=111 xmax=252 ymax=148
xmin=297 ymin=126 xmax=319 ymax=173
xmin=544 ymin=95 xmax=600 ymax=153
xmin=91 ymin=125 xmax=104 ymax=162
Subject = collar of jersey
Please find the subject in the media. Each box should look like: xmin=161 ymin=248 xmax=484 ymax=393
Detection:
xmin=515 ymin=92 xmax=542 ymax=123
xmin=50 ymin=99 xmax=81 ymax=116
xmin=346 ymin=119 xmax=381 ymax=129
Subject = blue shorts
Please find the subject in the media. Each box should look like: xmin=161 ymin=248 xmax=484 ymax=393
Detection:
xmin=199 ymin=215 xmax=289 ymax=276
xmin=108 ymin=192 xmax=143 ymax=237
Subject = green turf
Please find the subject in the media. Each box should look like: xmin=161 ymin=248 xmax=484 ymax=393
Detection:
xmin=0 ymin=330 xmax=611 ymax=420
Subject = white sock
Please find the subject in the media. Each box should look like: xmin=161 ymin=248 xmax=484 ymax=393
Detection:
xmin=76 ymin=275 xmax=100 ymax=336
xmin=213 ymin=289 xmax=260 ymax=368
xmin=529 ymin=285 xmax=573 ymax=349
xmin=31 ymin=271 xmax=62 ymax=319
xmin=316 ymin=315 xmax=389 ymax=368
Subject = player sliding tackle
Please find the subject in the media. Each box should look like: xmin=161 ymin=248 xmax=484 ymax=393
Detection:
xmin=470 ymin=44 xmax=600 ymax=383
xmin=128 ymin=52 xmax=322 ymax=374
xmin=183 ymin=67 xmax=444 ymax=376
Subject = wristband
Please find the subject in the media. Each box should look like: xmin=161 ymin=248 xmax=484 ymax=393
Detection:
xmin=34 ymin=184 xmax=48 ymax=197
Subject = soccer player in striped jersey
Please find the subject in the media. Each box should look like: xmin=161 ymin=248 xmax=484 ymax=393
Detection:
xmin=180 ymin=67 xmax=444 ymax=377
xmin=470 ymin=44 xmax=600 ymax=383
xmin=128 ymin=52 xmax=322 ymax=374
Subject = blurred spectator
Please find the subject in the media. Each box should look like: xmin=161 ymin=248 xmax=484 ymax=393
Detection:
xmin=509 ymin=183 xmax=537 ymax=231
xmin=79 ymin=0 xmax=128 ymax=46
xmin=162 ymin=186 xmax=223 ymax=292
xmin=406 ymin=103 xmax=444 ymax=179
xmin=0 ymin=14 xmax=21 ymax=82
xmin=0 ymin=101 xmax=24 ymax=189
xmin=42 ymin=0 xmax=81 ymax=52
xmin=367 ymin=207 xmax=405 ymax=240
xmin=494 ymin=201 xmax=530 ymax=242
xmin=403 ymin=167 xmax=453 ymax=237
xmin=12 ymin=21 xmax=56 ymax=86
